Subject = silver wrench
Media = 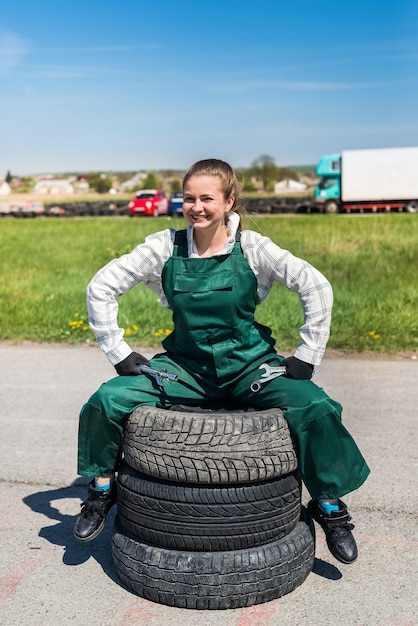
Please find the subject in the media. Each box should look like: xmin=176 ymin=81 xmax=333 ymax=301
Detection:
xmin=139 ymin=364 xmax=179 ymax=388
xmin=250 ymin=363 xmax=287 ymax=393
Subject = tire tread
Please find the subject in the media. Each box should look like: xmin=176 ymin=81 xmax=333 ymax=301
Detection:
xmin=124 ymin=406 xmax=297 ymax=483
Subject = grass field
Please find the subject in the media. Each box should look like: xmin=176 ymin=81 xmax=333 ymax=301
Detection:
xmin=0 ymin=214 xmax=417 ymax=354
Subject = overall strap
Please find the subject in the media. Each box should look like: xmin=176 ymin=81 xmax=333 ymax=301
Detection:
xmin=172 ymin=229 xmax=188 ymax=257
xmin=174 ymin=229 xmax=187 ymax=246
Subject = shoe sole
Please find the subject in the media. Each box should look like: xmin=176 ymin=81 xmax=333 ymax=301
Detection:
xmin=74 ymin=518 xmax=105 ymax=542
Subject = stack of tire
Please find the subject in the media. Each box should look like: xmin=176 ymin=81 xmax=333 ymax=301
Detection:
xmin=111 ymin=405 xmax=315 ymax=610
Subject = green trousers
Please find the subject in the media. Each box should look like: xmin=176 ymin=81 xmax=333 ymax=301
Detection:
xmin=78 ymin=352 xmax=370 ymax=500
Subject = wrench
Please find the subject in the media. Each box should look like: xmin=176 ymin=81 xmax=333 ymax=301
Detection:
xmin=139 ymin=364 xmax=179 ymax=388
xmin=250 ymin=363 xmax=287 ymax=393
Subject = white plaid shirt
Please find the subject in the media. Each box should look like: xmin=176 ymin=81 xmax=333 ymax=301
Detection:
xmin=87 ymin=213 xmax=333 ymax=366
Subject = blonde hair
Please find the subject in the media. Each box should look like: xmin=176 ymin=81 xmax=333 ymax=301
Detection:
xmin=183 ymin=158 xmax=246 ymax=226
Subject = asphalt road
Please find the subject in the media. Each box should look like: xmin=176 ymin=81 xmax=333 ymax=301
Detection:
xmin=0 ymin=343 xmax=417 ymax=626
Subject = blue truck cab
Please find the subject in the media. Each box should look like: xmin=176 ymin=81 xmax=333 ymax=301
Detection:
xmin=313 ymin=154 xmax=341 ymax=213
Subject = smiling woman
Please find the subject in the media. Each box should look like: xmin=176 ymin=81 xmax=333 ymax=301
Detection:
xmin=71 ymin=158 xmax=370 ymax=589
xmin=182 ymin=176 xmax=234 ymax=255
xmin=181 ymin=159 xmax=246 ymax=256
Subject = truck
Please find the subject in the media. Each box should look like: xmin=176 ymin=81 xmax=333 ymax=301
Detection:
xmin=313 ymin=146 xmax=418 ymax=214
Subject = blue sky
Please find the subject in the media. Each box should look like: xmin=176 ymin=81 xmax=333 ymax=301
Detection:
xmin=1 ymin=1 xmax=417 ymax=175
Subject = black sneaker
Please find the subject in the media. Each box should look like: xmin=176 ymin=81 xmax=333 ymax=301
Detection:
xmin=307 ymin=499 xmax=358 ymax=564
xmin=74 ymin=480 xmax=117 ymax=542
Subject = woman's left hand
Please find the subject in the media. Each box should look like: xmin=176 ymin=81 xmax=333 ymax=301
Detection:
xmin=281 ymin=356 xmax=314 ymax=380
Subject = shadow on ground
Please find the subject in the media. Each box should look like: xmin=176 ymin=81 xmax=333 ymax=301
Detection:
xmin=23 ymin=479 xmax=121 ymax=585
xmin=23 ymin=481 xmax=342 ymax=591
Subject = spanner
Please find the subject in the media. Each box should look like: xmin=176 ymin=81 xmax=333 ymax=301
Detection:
xmin=139 ymin=364 xmax=179 ymax=388
xmin=250 ymin=363 xmax=287 ymax=392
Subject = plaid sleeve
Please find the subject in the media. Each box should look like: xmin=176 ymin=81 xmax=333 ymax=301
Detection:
xmin=242 ymin=230 xmax=333 ymax=366
xmin=86 ymin=228 xmax=175 ymax=365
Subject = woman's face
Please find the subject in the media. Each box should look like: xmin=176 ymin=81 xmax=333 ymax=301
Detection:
xmin=182 ymin=175 xmax=234 ymax=233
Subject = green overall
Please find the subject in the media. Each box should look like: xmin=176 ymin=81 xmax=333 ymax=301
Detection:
xmin=78 ymin=231 xmax=369 ymax=499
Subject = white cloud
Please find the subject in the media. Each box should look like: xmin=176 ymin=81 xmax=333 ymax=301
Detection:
xmin=20 ymin=64 xmax=134 ymax=79
xmin=34 ymin=44 xmax=159 ymax=53
xmin=206 ymin=78 xmax=410 ymax=93
xmin=0 ymin=29 xmax=29 ymax=75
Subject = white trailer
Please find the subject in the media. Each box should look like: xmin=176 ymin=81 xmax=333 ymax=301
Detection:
xmin=314 ymin=146 xmax=418 ymax=213
xmin=342 ymin=147 xmax=418 ymax=210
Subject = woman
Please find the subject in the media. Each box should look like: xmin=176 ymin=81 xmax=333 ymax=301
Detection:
xmin=74 ymin=158 xmax=369 ymax=564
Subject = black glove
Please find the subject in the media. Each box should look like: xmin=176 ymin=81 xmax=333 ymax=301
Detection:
xmin=114 ymin=351 xmax=151 ymax=376
xmin=281 ymin=356 xmax=314 ymax=380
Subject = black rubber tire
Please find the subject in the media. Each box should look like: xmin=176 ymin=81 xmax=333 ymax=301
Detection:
xmin=116 ymin=460 xmax=301 ymax=551
xmin=324 ymin=200 xmax=339 ymax=214
xmin=112 ymin=514 xmax=314 ymax=610
xmin=123 ymin=406 xmax=297 ymax=484
xmin=405 ymin=200 xmax=418 ymax=213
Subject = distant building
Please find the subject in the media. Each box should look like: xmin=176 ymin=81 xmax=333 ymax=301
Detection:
xmin=121 ymin=172 xmax=147 ymax=191
xmin=274 ymin=179 xmax=307 ymax=194
xmin=0 ymin=181 xmax=11 ymax=196
xmin=33 ymin=179 xmax=75 ymax=194
xmin=71 ymin=177 xmax=90 ymax=193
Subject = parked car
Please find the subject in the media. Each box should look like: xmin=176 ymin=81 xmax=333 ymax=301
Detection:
xmin=167 ymin=192 xmax=183 ymax=217
xmin=128 ymin=189 xmax=168 ymax=216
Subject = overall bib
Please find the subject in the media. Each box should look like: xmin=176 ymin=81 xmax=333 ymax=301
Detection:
xmin=78 ymin=231 xmax=369 ymax=499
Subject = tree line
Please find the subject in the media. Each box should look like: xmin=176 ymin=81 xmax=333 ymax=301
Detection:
xmin=3 ymin=155 xmax=309 ymax=195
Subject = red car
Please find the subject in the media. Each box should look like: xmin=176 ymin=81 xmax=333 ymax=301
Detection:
xmin=128 ymin=189 xmax=168 ymax=216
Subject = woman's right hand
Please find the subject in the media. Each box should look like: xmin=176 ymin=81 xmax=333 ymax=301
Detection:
xmin=114 ymin=352 xmax=151 ymax=376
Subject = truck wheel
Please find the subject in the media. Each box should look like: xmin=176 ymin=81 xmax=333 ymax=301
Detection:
xmin=123 ymin=405 xmax=297 ymax=484
xmin=405 ymin=200 xmax=418 ymax=213
xmin=111 ymin=514 xmax=314 ymax=610
xmin=324 ymin=200 xmax=339 ymax=214
xmin=116 ymin=460 xmax=301 ymax=551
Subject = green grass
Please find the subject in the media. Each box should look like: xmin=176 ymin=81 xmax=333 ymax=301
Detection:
xmin=0 ymin=214 xmax=416 ymax=353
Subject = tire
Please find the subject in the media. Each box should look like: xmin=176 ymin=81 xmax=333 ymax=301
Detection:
xmin=123 ymin=406 xmax=297 ymax=484
xmin=324 ymin=200 xmax=339 ymax=214
xmin=112 ymin=514 xmax=314 ymax=610
xmin=405 ymin=200 xmax=418 ymax=213
xmin=116 ymin=460 xmax=301 ymax=551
